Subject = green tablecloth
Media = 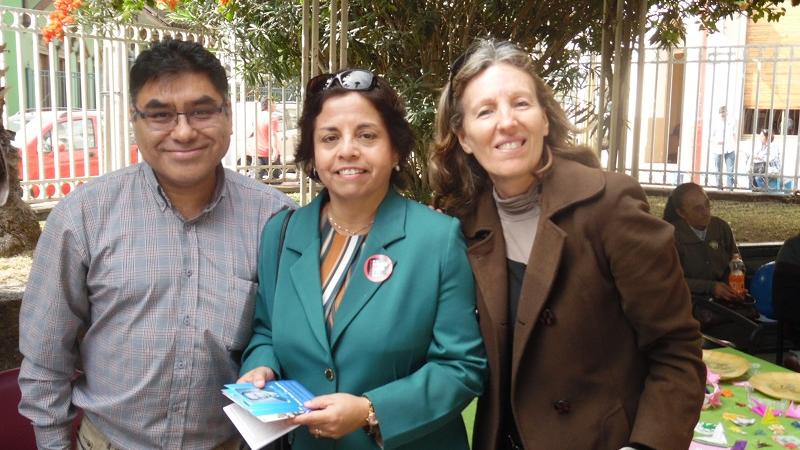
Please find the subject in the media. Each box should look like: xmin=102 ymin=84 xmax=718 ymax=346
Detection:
xmin=692 ymin=347 xmax=800 ymax=449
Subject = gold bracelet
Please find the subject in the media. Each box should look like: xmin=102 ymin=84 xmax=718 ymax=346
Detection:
xmin=362 ymin=396 xmax=379 ymax=435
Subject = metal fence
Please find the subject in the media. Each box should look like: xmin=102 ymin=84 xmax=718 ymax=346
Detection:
xmin=568 ymin=44 xmax=800 ymax=194
xmin=0 ymin=5 xmax=303 ymax=204
xmin=5 ymin=5 xmax=798 ymax=203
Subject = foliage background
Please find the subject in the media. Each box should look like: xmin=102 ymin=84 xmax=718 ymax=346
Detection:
xmin=72 ymin=0 xmax=793 ymax=201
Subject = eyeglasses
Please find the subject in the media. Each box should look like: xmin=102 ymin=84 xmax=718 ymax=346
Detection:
xmin=307 ymin=69 xmax=377 ymax=95
xmin=132 ymin=104 xmax=227 ymax=131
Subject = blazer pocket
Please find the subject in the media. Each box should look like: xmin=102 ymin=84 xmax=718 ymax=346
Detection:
xmin=594 ymin=400 xmax=631 ymax=450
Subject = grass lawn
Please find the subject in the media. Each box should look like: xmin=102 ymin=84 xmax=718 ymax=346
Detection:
xmin=462 ymin=400 xmax=477 ymax=445
xmin=647 ymin=192 xmax=799 ymax=243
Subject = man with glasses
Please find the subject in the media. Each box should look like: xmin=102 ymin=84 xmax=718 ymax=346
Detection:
xmin=18 ymin=39 xmax=295 ymax=450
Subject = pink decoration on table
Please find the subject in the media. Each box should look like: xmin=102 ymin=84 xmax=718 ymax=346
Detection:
xmin=751 ymin=399 xmax=767 ymax=416
xmin=752 ymin=399 xmax=785 ymax=418
xmin=785 ymin=402 xmax=800 ymax=419
xmin=704 ymin=381 xmax=723 ymax=410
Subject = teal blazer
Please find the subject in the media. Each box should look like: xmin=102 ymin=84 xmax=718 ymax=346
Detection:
xmin=241 ymin=189 xmax=487 ymax=450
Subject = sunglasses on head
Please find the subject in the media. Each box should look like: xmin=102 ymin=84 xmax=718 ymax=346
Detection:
xmin=308 ymin=69 xmax=377 ymax=95
xmin=448 ymin=49 xmax=472 ymax=85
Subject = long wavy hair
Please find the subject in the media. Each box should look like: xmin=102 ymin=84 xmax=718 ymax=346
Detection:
xmin=429 ymin=39 xmax=598 ymax=219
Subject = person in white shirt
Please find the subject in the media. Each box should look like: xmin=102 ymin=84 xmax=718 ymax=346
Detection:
xmin=751 ymin=128 xmax=782 ymax=191
xmin=710 ymin=106 xmax=738 ymax=189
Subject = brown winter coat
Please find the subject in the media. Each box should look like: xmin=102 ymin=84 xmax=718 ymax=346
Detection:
xmin=463 ymin=157 xmax=706 ymax=450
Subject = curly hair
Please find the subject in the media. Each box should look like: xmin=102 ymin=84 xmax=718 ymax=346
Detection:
xmin=294 ymin=71 xmax=415 ymax=189
xmin=429 ymin=38 xmax=598 ymax=219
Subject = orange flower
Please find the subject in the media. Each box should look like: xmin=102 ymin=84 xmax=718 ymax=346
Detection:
xmin=156 ymin=0 xmax=179 ymax=10
xmin=42 ymin=0 xmax=79 ymax=43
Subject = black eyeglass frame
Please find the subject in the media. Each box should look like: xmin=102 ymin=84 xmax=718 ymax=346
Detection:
xmin=132 ymin=104 xmax=228 ymax=131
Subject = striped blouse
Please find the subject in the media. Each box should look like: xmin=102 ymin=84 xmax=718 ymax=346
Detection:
xmin=320 ymin=218 xmax=367 ymax=332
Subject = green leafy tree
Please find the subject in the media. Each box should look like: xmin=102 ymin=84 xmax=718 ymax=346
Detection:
xmin=74 ymin=0 xmax=796 ymax=199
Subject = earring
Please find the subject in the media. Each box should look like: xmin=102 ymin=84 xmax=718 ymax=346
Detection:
xmin=394 ymin=165 xmax=400 ymax=172
xmin=311 ymin=167 xmax=318 ymax=178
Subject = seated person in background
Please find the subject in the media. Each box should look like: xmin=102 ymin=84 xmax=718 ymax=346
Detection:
xmin=776 ymin=233 xmax=800 ymax=370
xmin=751 ymin=128 xmax=782 ymax=191
xmin=664 ymin=183 xmax=759 ymax=335
xmin=777 ymin=233 xmax=800 ymax=266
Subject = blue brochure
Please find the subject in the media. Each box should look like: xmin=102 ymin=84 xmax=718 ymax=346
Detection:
xmin=222 ymin=380 xmax=314 ymax=423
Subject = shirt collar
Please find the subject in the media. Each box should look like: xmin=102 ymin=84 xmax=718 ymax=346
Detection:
xmin=690 ymin=225 xmax=707 ymax=241
xmin=140 ymin=162 xmax=227 ymax=219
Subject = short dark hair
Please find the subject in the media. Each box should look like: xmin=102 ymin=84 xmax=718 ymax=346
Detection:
xmin=129 ymin=39 xmax=229 ymax=103
xmin=295 ymin=72 xmax=415 ymax=189
xmin=663 ymin=182 xmax=705 ymax=224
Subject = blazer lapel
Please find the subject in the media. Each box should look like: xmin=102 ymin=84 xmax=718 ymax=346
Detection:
xmin=464 ymin=191 xmax=509 ymax=329
xmin=508 ymin=157 xmax=606 ymax=382
xmin=287 ymin=194 xmax=329 ymax=353
xmin=511 ymin=220 xmax=565 ymax=377
xmin=329 ymin=190 xmax=406 ymax=349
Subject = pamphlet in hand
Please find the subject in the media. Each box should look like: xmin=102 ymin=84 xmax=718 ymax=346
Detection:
xmin=222 ymin=380 xmax=314 ymax=422
xmin=222 ymin=380 xmax=315 ymax=449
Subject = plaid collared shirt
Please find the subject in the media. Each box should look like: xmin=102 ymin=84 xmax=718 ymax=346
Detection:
xmin=19 ymin=163 xmax=295 ymax=450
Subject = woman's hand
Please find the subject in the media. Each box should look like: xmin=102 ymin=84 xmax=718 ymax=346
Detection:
xmin=713 ymin=282 xmax=744 ymax=301
xmin=236 ymin=366 xmax=276 ymax=388
xmin=289 ymin=393 xmax=371 ymax=440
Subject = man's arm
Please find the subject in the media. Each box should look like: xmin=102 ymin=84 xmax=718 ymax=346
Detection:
xmin=18 ymin=204 xmax=90 ymax=450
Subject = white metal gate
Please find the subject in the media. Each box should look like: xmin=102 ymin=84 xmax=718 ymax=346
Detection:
xmin=0 ymin=5 xmax=303 ymax=204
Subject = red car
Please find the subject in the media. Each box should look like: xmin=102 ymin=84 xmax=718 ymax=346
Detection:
xmin=8 ymin=109 xmax=139 ymax=199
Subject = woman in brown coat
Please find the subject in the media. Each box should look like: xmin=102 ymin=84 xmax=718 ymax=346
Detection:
xmin=430 ymin=39 xmax=706 ymax=450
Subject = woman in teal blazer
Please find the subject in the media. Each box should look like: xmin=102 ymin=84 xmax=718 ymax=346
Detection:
xmin=240 ymin=70 xmax=486 ymax=450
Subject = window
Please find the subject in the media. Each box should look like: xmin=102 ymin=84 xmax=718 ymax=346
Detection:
xmin=742 ymin=109 xmax=799 ymax=135
xmin=42 ymin=118 xmax=96 ymax=152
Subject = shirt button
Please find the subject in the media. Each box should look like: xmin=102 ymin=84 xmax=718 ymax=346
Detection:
xmin=184 ymin=223 xmax=192 ymax=232
xmin=553 ymin=399 xmax=571 ymax=414
xmin=324 ymin=368 xmax=335 ymax=381
xmin=177 ymin=360 xmax=185 ymax=369
xmin=183 ymin=315 xmax=191 ymax=326
xmin=186 ymin=270 xmax=192 ymax=277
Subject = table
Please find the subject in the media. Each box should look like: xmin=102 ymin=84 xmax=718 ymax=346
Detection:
xmin=691 ymin=347 xmax=800 ymax=449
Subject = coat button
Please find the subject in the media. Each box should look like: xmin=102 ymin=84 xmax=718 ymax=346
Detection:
xmin=474 ymin=308 xmax=480 ymax=322
xmin=324 ymin=368 xmax=335 ymax=381
xmin=553 ymin=399 xmax=571 ymax=414
xmin=539 ymin=308 xmax=556 ymax=326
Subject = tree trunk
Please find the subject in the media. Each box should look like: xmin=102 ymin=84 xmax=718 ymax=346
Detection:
xmin=0 ymin=43 xmax=41 ymax=257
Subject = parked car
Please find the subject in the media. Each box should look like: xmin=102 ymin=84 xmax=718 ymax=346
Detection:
xmin=6 ymin=109 xmax=139 ymax=199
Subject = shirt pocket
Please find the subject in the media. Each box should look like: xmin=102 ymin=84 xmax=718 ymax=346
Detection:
xmin=220 ymin=276 xmax=258 ymax=351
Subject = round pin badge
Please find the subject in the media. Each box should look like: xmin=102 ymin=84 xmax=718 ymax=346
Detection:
xmin=364 ymin=254 xmax=393 ymax=283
